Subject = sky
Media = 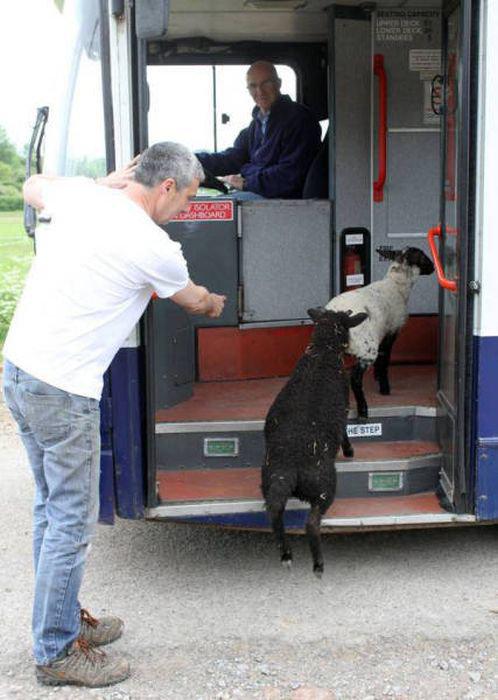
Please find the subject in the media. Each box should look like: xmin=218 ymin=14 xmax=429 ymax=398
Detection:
xmin=0 ymin=1 xmax=65 ymax=151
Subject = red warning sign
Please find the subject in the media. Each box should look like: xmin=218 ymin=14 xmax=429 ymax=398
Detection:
xmin=172 ymin=200 xmax=234 ymax=222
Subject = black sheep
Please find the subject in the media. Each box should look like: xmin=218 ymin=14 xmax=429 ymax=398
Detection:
xmin=261 ymin=307 xmax=367 ymax=577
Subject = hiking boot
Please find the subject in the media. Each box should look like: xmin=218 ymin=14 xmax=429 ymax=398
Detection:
xmin=35 ymin=637 xmax=130 ymax=688
xmin=80 ymin=608 xmax=124 ymax=646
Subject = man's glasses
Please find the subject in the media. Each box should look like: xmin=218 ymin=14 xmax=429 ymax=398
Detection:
xmin=246 ymin=78 xmax=277 ymax=93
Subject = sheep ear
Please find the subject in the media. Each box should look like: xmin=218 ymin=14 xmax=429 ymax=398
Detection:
xmin=376 ymin=247 xmax=398 ymax=262
xmin=346 ymin=312 xmax=368 ymax=328
xmin=402 ymin=247 xmax=435 ymax=275
xmin=308 ymin=307 xmax=325 ymax=323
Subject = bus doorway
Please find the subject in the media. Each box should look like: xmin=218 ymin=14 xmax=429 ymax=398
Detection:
xmin=142 ymin=1 xmax=477 ymax=530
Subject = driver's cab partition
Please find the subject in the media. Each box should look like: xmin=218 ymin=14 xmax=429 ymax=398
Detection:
xmin=152 ymin=197 xmax=333 ymax=412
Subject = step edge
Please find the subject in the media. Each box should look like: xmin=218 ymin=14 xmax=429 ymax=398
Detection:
xmin=337 ymin=454 xmax=442 ymax=472
xmin=156 ymin=406 xmax=437 ymax=434
xmin=147 ymin=494 xmax=450 ymax=520
xmin=156 ymin=453 xmax=442 ymax=473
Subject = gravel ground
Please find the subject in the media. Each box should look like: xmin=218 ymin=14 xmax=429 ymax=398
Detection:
xmin=2 ymin=399 xmax=498 ymax=700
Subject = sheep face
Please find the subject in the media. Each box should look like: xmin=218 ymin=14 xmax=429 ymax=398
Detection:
xmin=307 ymin=307 xmax=368 ymax=348
xmin=376 ymin=246 xmax=435 ymax=276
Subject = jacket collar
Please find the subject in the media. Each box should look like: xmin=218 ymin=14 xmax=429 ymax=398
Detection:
xmin=251 ymin=94 xmax=292 ymax=120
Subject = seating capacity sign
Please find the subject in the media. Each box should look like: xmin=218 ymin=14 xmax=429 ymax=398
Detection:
xmin=376 ymin=9 xmax=440 ymax=43
xmin=171 ymin=200 xmax=234 ymax=222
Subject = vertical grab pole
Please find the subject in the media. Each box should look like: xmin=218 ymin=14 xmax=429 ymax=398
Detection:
xmin=373 ymin=54 xmax=387 ymax=203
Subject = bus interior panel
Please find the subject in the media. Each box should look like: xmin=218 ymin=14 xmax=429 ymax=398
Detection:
xmin=144 ymin=1 xmax=472 ymax=528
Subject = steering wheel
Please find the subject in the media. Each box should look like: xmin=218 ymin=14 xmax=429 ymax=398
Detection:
xmin=201 ymin=168 xmax=229 ymax=195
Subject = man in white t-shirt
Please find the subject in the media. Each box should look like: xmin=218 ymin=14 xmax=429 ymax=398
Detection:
xmin=2 ymin=142 xmax=225 ymax=688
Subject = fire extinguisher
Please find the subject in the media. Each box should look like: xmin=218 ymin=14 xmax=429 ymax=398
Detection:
xmin=340 ymin=227 xmax=371 ymax=293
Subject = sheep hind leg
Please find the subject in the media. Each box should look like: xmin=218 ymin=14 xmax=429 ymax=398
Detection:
xmin=373 ymin=333 xmax=397 ymax=395
xmin=306 ymin=503 xmax=326 ymax=578
xmin=351 ymin=363 xmax=368 ymax=419
xmin=341 ymin=428 xmax=354 ymax=458
xmin=268 ymin=501 xmax=293 ymax=569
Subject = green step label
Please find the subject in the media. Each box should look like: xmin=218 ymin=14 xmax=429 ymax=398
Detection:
xmin=204 ymin=437 xmax=239 ymax=457
xmin=369 ymin=472 xmax=403 ymax=492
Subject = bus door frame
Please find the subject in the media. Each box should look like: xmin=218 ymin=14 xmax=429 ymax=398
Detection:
xmin=436 ymin=0 xmax=479 ymax=513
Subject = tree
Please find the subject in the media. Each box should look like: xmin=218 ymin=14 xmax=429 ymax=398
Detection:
xmin=0 ymin=127 xmax=22 ymax=168
xmin=0 ymin=126 xmax=24 ymax=211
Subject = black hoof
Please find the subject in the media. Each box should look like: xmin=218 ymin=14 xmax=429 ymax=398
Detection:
xmin=313 ymin=563 xmax=324 ymax=579
xmin=281 ymin=552 xmax=293 ymax=569
xmin=379 ymin=384 xmax=390 ymax=395
xmin=342 ymin=445 xmax=354 ymax=458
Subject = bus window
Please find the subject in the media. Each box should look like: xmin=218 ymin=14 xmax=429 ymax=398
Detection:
xmin=147 ymin=63 xmax=297 ymax=153
xmin=214 ymin=64 xmax=297 ymax=151
xmin=147 ymin=66 xmax=215 ymax=152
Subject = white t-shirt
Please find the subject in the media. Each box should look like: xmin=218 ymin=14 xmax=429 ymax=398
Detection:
xmin=3 ymin=178 xmax=189 ymax=399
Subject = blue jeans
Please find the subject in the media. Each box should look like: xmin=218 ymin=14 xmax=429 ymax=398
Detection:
xmin=2 ymin=360 xmax=101 ymax=665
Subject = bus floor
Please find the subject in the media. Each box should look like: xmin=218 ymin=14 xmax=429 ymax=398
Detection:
xmin=155 ymin=364 xmax=445 ymax=518
xmin=155 ymin=364 xmax=436 ymax=423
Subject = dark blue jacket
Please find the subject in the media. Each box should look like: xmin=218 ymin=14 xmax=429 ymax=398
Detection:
xmin=196 ymin=95 xmax=321 ymax=199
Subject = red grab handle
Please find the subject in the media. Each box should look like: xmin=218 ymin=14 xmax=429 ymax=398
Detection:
xmin=427 ymin=224 xmax=457 ymax=292
xmin=373 ymin=54 xmax=387 ymax=203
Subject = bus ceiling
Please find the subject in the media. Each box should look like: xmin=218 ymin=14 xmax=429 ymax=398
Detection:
xmin=135 ymin=1 xmax=445 ymax=45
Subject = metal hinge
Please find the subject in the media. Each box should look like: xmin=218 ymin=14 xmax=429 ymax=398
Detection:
xmin=468 ymin=280 xmax=481 ymax=293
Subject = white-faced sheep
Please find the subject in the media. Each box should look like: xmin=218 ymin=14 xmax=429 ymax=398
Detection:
xmin=262 ymin=307 xmax=367 ymax=577
xmin=326 ymin=246 xmax=434 ymax=419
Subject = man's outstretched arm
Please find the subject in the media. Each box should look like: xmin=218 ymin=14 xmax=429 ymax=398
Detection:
xmin=23 ymin=174 xmax=55 ymax=210
xmin=171 ymin=280 xmax=226 ymax=318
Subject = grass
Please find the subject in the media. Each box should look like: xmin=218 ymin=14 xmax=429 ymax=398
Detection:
xmin=0 ymin=211 xmax=34 ymax=348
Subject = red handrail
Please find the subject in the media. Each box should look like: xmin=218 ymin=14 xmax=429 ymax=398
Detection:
xmin=427 ymin=224 xmax=457 ymax=292
xmin=373 ymin=54 xmax=387 ymax=203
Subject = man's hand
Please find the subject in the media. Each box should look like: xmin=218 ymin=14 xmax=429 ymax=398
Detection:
xmin=96 ymin=155 xmax=140 ymax=189
xmin=205 ymin=293 xmax=226 ymax=318
xmin=171 ymin=281 xmax=226 ymax=318
xmin=221 ymin=174 xmax=245 ymax=191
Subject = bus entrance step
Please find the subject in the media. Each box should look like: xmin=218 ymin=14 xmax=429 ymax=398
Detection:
xmin=157 ymin=440 xmax=441 ymax=502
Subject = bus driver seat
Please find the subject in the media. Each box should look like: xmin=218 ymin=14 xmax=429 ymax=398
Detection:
xmin=302 ymin=130 xmax=329 ymax=199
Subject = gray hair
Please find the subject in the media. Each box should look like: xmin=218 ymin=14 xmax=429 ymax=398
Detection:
xmin=134 ymin=141 xmax=204 ymax=190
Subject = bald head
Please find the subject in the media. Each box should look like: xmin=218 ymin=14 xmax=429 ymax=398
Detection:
xmin=247 ymin=61 xmax=279 ymax=81
xmin=246 ymin=61 xmax=282 ymax=113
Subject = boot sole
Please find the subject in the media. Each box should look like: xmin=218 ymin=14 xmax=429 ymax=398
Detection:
xmin=36 ymin=668 xmax=130 ymax=687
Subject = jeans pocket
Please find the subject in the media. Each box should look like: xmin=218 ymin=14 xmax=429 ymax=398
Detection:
xmin=23 ymin=391 xmax=71 ymax=447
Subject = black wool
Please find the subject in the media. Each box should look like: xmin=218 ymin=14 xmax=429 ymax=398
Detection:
xmin=261 ymin=308 xmax=367 ymax=577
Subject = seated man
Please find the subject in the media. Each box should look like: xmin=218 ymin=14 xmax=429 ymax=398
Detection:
xmin=196 ymin=61 xmax=321 ymax=200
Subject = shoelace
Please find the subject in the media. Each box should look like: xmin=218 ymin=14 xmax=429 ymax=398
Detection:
xmin=71 ymin=637 xmax=106 ymax=666
xmin=81 ymin=608 xmax=99 ymax=629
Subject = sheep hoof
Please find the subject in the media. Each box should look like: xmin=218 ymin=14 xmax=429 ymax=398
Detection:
xmin=281 ymin=558 xmax=293 ymax=571
xmin=313 ymin=564 xmax=324 ymax=579
xmin=342 ymin=446 xmax=354 ymax=458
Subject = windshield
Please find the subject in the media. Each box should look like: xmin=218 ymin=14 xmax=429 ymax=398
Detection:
xmin=43 ymin=0 xmax=106 ymax=177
